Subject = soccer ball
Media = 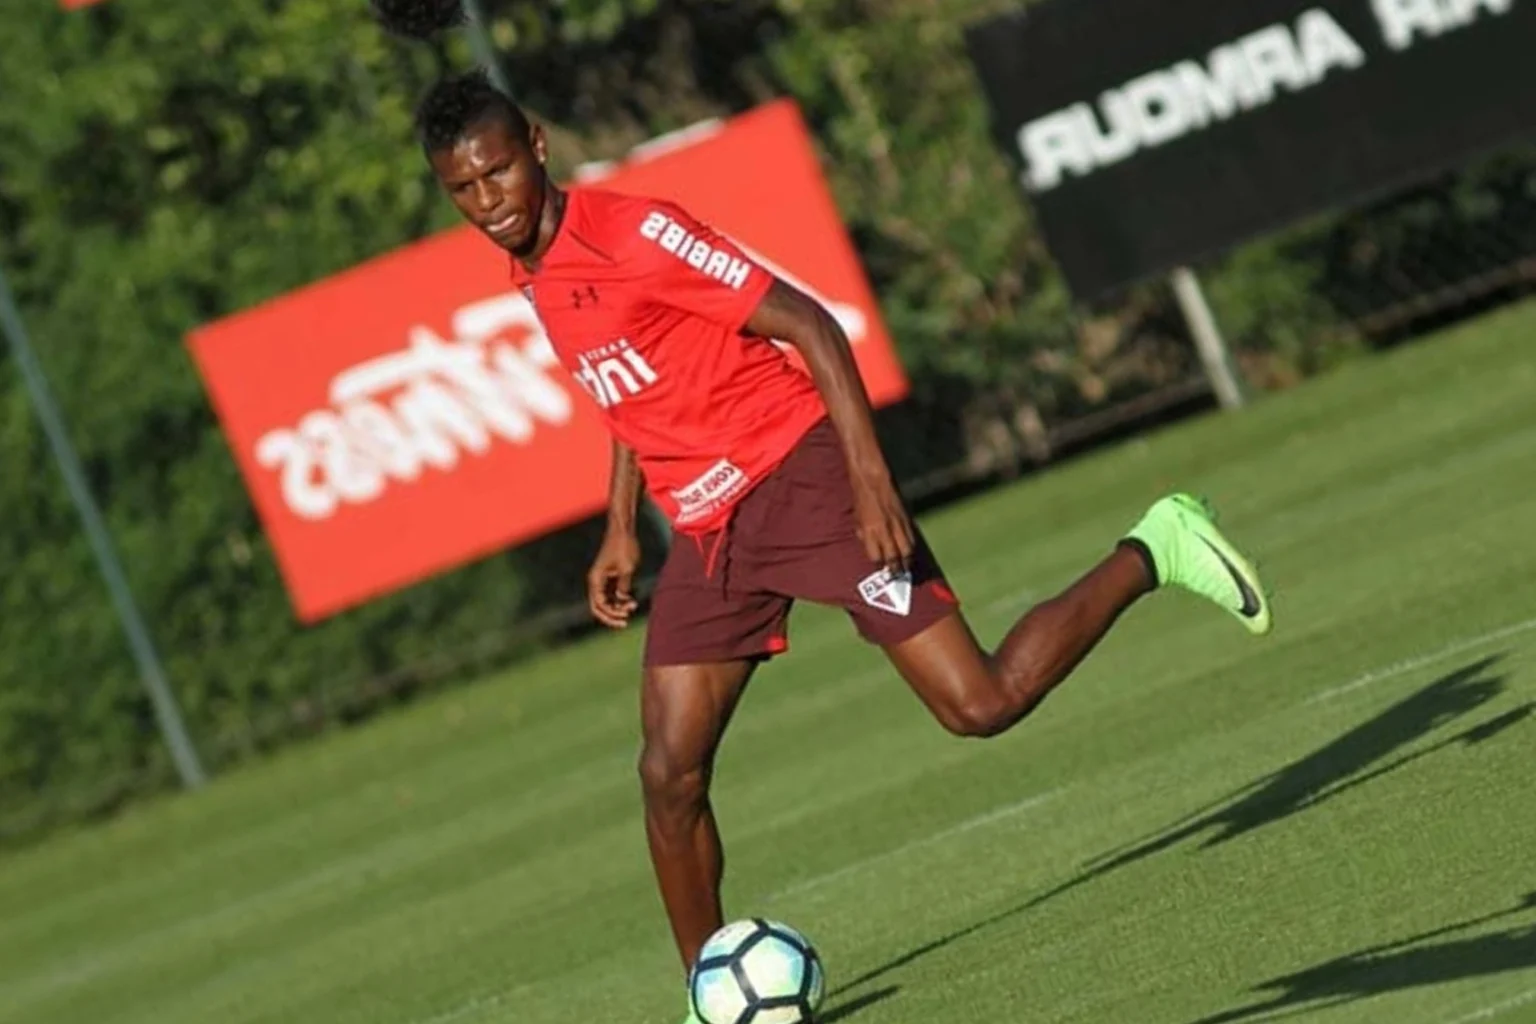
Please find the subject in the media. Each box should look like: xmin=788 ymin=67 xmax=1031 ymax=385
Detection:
xmin=689 ymin=918 xmax=826 ymax=1024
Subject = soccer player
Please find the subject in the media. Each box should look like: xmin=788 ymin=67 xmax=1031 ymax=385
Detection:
xmin=417 ymin=71 xmax=1272 ymax=1010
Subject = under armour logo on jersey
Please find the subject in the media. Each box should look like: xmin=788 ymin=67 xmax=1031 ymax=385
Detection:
xmin=571 ymin=285 xmax=600 ymax=308
xmin=858 ymin=568 xmax=913 ymax=617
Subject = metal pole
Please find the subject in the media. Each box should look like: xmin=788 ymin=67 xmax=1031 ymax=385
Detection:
xmin=0 ymin=267 xmax=206 ymax=788
xmin=1170 ymin=265 xmax=1246 ymax=411
xmin=462 ymin=0 xmax=513 ymax=97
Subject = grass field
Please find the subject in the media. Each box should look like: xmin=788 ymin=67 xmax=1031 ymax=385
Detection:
xmin=4 ymin=302 xmax=1536 ymax=1024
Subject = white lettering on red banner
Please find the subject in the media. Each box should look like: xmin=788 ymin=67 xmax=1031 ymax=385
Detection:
xmin=254 ymin=294 xmax=572 ymax=520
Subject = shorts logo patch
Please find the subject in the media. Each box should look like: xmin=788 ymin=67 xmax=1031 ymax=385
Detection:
xmin=858 ymin=568 xmax=913 ymax=617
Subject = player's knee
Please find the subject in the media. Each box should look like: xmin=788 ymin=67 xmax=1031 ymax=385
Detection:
xmin=938 ymin=694 xmax=1012 ymax=739
xmin=638 ymin=742 xmax=709 ymax=813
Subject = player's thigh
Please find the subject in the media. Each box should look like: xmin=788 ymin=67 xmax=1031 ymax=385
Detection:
xmin=640 ymin=660 xmax=758 ymax=778
xmin=741 ymin=421 xmax=960 ymax=644
xmin=780 ymin=534 xmax=1001 ymax=733
xmin=640 ymin=533 xmax=789 ymax=776
xmin=882 ymin=611 xmax=1005 ymax=734
xmin=645 ymin=532 xmax=793 ymax=668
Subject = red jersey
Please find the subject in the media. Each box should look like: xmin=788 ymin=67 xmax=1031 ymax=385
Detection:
xmin=511 ymin=187 xmax=828 ymax=535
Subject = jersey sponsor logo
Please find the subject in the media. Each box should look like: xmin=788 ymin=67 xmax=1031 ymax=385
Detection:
xmin=572 ymin=339 xmax=660 ymax=409
xmin=858 ymin=567 xmax=913 ymax=616
xmin=252 ymin=293 xmax=574 ymax=522
xmin=670 ymin=459 xmax=749 ymax=524
xmin=639 ymin=210 xmax=754 ymax=290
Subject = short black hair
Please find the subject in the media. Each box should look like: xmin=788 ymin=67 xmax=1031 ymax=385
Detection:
xmin=415 ymin=70 xmax=533 ymax=154
xmin=369 ymin=0 xmax=464 ymax=40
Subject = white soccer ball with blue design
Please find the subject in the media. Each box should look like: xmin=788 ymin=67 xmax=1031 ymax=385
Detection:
xmin=689 ymin=918 xmax=826 ymax=1024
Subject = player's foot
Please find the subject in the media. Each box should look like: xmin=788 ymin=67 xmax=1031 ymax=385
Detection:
xmin=1125 ymin=493 xmax=1272 ymax=635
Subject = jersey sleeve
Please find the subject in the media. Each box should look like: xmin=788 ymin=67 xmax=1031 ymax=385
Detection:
xmin=627 ymin=200 xmax=774 ymax=335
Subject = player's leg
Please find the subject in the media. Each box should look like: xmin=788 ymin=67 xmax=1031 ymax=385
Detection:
xmin=887 ymin=494 xmax=1272 ymax=737
xmin=639 ymin=659 xmax=756 ymax=972
xmin=748 ymin=418 xmax=1271 ymax=735
xmin=887 ymin=542 xmax=1150 ymax=736
xmin=640 ymin=518 xmax=794 ymax=974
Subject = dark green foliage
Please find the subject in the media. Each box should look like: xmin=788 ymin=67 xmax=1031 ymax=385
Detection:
xmin=371 ymin=0 xmax=466 ymax=40
xmin=0 ymin=0 xmax=1529 ymax=838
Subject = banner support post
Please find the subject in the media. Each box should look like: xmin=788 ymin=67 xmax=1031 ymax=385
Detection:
xmin=0 ymin=265 xmax=206 ymax=789
xmin=1170 ymin=265 xmax=1245 ymax=411
xmin=462 ymin=0 xmax=513 ymax=98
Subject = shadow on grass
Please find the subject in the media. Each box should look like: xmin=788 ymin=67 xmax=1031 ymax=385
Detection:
xmin=832 ymin=656 xmax=1527 ymax=998
xmin=1191 ymin=892 xmax=1536 ymax=1022
xmin=819 ymin=985 xmax=898 ymax=1022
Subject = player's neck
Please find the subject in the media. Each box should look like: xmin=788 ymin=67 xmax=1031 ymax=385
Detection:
xmin=517 ymin=185 xmax=569 ymax=273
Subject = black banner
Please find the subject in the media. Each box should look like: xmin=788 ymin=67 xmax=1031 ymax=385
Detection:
xmin=965 ymin=0 xmax=1536 ymax=300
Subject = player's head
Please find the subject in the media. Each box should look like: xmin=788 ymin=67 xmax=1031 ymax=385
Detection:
xmin=417 ymin=70 xmax=551 ymax=257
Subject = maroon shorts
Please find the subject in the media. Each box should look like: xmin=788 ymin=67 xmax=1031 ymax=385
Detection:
xmin=643 ymin=419 xmax=959 ymax=667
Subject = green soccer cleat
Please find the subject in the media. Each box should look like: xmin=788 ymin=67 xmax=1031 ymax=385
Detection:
xmin=1125 ymin=493 xmax=1272 ymax=636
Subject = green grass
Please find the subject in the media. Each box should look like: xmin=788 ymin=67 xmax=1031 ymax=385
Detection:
xmin=5 ymin=302 xmax=1536 ymax=1024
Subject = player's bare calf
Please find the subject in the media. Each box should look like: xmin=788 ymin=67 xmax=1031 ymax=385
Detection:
xmin=638 ymin=661 xmax=755 ymax=969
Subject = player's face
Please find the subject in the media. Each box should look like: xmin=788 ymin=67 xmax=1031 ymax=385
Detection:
xmin=431 ymin=117 xmax=549 ymax=256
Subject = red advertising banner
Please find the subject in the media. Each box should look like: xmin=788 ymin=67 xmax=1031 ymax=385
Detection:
xmin=188 ymin=99 xmax=909 ymax=623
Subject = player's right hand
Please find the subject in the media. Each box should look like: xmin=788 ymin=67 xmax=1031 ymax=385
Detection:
xmin=588 ymin=528 xmax=642 ymax=629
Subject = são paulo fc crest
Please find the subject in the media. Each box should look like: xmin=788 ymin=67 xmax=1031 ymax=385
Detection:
xmin=858 ymin=567 xmax=913 ymax=616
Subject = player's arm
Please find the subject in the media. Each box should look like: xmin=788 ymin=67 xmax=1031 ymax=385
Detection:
xmin=627 ymin=199 xmax=910 ymax=569
xmin=745 ymin=280 xmax=914 ymax=572
xmin=588 ymin=439 xmax=642 ymax=629
xmin=605 ymin=438 xmax=643 ymax=536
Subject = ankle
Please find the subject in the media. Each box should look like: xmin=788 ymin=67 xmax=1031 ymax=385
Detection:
xmin=1116 ymin=538 xmax=1159 ymax=590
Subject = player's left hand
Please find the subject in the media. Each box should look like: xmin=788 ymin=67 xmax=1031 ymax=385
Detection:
xmin=851 ymin=472 xmax=914 ymax=574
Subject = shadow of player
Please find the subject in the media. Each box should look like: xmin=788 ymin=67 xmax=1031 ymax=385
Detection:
xmin=1191 ymin=891 xmax=1536 ymax=1022
xmin=832 ymin=656 xmax=1527 ymax=997
xmin=818 ymin=985 xmax=898 ymax=1022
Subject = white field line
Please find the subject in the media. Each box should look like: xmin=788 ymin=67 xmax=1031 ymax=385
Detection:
xmin=1441 ymin=986 xmax=1536 ymax=1024
xmin=1307 ymin=616 xmax=1536 ymax=704
xmin=409 ymin=982 xmax=542 ymax=1024
xmin=768 ymin=789 xmax=1063 ymax=903
xmin=981 ymin=587 xmax=1037 ymax=617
